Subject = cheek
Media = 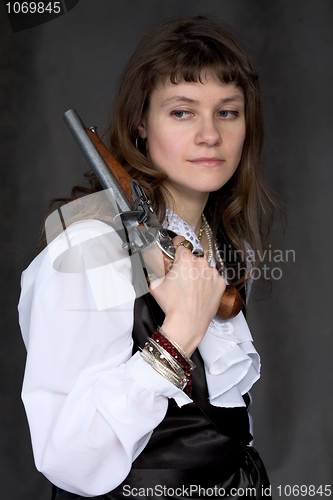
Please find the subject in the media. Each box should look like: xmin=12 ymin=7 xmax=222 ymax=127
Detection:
xmin=230 ymin=127 xmax=246 ymax=160
xmin=148 ymin=126 xmax=183 ymax=162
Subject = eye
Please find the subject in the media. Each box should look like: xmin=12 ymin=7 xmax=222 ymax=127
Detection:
xmin=170 ymin=110 xmax=192 ymax=119
xmin=219 ymin=110 xmax=239 ymax=118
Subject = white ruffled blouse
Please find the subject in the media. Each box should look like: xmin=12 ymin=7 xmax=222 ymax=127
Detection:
xmin=18 ymin=209 xmax=260 ymax=497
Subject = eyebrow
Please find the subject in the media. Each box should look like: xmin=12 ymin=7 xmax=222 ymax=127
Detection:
xmin=161 ymin=94 xmax=244 ymax=107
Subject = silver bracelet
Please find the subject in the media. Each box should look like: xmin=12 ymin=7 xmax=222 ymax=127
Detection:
xmin=142 ymin=339 xmax=187 ymax=381
xmin=140 ymin=346 xmax=188 ymax=390
xmin=148 ymin=337 xmax=185 ymax=378
xmin=157 ymin=327 xmax=196 ymax=371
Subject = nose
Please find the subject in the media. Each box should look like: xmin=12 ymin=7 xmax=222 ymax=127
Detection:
xmin=195 ymin=116 xmax=222 ymax=146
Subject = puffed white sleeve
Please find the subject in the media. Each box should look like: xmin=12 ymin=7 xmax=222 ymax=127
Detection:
xmin=18 ymin=219 xmax=190 ymax=497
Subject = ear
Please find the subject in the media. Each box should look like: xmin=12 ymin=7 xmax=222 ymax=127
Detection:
xmin=138 ymin=122 xmax=147 ymax=139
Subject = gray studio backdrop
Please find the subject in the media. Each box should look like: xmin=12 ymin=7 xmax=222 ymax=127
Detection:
xmin=1 ymin=1 xmax=333 ymax=499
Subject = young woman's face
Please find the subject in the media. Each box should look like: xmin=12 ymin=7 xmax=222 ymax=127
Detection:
xmin=139 ymin=74 xmax=246 ymax=204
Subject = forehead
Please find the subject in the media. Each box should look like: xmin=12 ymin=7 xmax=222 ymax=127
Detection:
xmin=150 ymin=75 xmax=244 ymax=106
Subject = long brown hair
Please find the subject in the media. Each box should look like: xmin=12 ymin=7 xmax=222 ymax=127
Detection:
xmin=108 ymin=16 xmax=275 ymax=279
xmin=39 ymin=16 xmax=276 ymax=284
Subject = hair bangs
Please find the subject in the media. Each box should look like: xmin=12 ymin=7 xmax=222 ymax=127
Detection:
xmin=149 ymin=37 xmax=247 ymax=90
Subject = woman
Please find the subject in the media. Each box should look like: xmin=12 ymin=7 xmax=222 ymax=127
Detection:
xmin=19 ymin=16 xmax=274 ymax=499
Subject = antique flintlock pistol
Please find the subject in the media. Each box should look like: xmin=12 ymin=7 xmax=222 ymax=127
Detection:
xmin=63 ymin=109 xmax=243 ymax=320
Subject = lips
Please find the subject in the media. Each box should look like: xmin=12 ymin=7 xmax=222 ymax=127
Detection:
xmin=189 ymin=157 xmax=224 ymax=166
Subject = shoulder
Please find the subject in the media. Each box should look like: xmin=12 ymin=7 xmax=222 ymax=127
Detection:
xmin=20 ymin=218 xmax=132 ymax=302
xmin=19 ymin=219 xmax=136 ymax=348
xmin=44 ymin=218 xmax=128 ymax=273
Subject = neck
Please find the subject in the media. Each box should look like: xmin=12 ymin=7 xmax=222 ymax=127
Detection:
xmin=169 ymin=194 xmax=207 ymax=234
xmin=164 ymin=187 xmax=209 ymax=234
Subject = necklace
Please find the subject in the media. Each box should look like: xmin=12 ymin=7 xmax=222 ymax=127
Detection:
xmin=197 ymin=214 xmax=225 ymax=277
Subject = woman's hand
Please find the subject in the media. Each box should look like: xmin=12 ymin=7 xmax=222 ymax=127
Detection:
xmin=149 ymin=236 xmax=226 ymax=357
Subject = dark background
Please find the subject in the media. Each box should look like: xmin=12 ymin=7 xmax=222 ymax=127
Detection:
xmin=1 ymin=1 xmax=333 ymax=499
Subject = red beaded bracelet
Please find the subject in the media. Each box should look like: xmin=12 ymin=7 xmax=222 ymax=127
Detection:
xmin=152 ymin=329 xmax=195 ymax=396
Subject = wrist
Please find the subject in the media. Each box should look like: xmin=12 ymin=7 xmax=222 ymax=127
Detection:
xmin=160 ymin=317 xmax=205 ymax=357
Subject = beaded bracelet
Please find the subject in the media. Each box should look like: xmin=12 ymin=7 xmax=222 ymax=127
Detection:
xmin=152 ymin=328 xmax=196 ymax=376
xmin=153 ymin=328 xmax=196 ymax=397
xmin=157 ymin=327 xmax=196 ymax=369
xmin=140 ymin=326 xmax=197 ymax=397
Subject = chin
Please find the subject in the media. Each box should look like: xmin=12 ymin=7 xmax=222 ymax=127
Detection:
xmin=198 ymin=172 xmax=234 ymax=191
xmin=196 ymin=180 xmax=230 ymax=193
